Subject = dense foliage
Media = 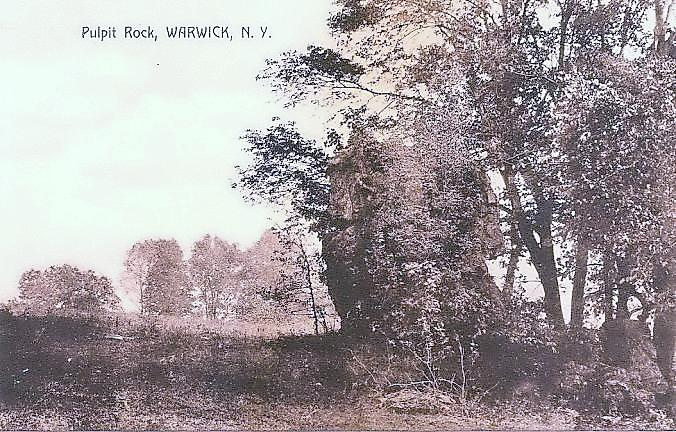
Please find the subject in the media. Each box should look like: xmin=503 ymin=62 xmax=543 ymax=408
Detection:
xmin=241 ymin=0 xmax=675 ymax=332
xmin=18 ymin=265 xmax=119 ymax=315
xmin=553 ymin=55 xmax=676 ymax=321
xmin=233 ymin=2 xmax=676 ymax=411
xmin=123 ymin=239 xmax=190 ymax=316
xmin=188 ymin=235 xmax=243 ymax=319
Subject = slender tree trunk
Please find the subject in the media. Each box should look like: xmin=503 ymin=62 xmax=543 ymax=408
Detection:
xmin=653 ymin=259 xmax=676 ymax=385
xmin=653 ymin=0 xmax=676 ymax=55
xmin=300 ymin=244 xmax=320 ymax=336
xmin=139 ymin=285 xmax=145 ymax=315
xmin=502 ymin=194 xmax=521 ymax=302
xmin=654 ymin=306 xmax=676 ymax=386
xmin=603 ymin=254 xmax=616 ymax=320
xmin=558 ymin=2 xmax=573 ymax=68
xmin=503 ymin=244 xmax=520 ymax=302
xmin=502 ymin=215 xmax=520 ymax=302
xmin=570 ymin=240 xmax=589 ymax=328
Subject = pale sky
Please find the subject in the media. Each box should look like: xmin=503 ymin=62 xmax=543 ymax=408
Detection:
xmin=0 ymin=0 xmax=574 ymax=321
xmin=0 ymin=0 xmax=335 ymax=300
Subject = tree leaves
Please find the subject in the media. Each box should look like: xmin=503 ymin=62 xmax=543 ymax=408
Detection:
xmin=18 ymin=265 xmax=119 ymax=315
xmin=124 ymin=239 xmax=189 ymax=316
xmin=188 ymin=235 xmax=242 ymax=319
xmin=236 ymin=122 xmax=333 ymax=231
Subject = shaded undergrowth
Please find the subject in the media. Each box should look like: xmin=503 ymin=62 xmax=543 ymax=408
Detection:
xmin=1 ymin=311 xmax=673 ymax=430
xmin=0 ymin=311 xmax=357 ymax=429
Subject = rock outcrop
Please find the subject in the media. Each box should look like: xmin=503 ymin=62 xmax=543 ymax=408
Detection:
xmin=322 ymin=136 xmax=380 ymax=335
xmin=322 ymin=133 xmax=505 ymax=335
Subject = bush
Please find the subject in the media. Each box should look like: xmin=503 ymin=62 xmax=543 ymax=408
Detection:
xmin=584 ymin=367 xmax=656 ymax=416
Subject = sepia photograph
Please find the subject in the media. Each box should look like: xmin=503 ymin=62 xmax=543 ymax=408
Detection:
xmin=0 ymin=0 xmax=674 ymax=430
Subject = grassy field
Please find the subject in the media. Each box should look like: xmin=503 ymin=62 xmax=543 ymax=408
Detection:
xmin=0 ymin=311 xmax=672 ymax=430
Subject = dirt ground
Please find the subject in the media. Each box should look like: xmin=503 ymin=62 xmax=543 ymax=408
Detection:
xmin=1 ymin=312 xmax=672 ymax=430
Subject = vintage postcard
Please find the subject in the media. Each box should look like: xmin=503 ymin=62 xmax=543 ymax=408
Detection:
xmin=1 ymin=0 xmax=674 ymax=430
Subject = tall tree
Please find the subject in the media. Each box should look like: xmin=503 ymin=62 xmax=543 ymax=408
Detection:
xmin=242 ymin=0 xmax=674 ymax=334
xmin=553 ymin=54 xmax=675 ymax=324
xmin=318 ymin=0 xmax=672 ymax=328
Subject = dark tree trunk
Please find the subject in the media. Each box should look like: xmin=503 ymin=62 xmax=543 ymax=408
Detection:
xmin=655 ymin=306 xmax=675 ymax=387
xmin=502 ymin=218 xmax=521 ymax=302
xmin=654 ymin=0 xmax=676 ymax=57
xmin=653 ymin=259 xmax=676 ymax=386
xmin=501 ymin=167 xmax=564 ymax=326
xmin=299 ymin=243 xmax=320 ymax=336
xmin=616 ymin=255 xmax=635 ymax=319
xmin=537 ymin=229 xmax=565 ymax=326
xmin=603 ymin=254 xmax=616 ymax=320
xmin=570 ymin=241 xmax=589 ymax=328
xmin=557 ymin=1 xmax=573 ymax=68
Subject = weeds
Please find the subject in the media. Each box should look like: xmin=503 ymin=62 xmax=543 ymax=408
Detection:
xmin=1 ymin=310 xmax=673 ymax=430
xmin=345 ymin=338 xmax=499 ymax=417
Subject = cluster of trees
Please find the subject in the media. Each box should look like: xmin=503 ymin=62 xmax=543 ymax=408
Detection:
xmin=17 ymin=265 xmax=119 ymax=315
xmin=12 ymin=1 xmax=674 ymax=386
xmin=120 ymin=231 xmax=332 ymax=327
xmin=237 ymin=0 xmax=674 ymax=363
xmin=16 ymin=230 xmax=334 ymax=331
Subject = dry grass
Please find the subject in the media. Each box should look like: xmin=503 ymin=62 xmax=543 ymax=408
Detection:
xmin=1 ymin=311 xmax=673 ymax=430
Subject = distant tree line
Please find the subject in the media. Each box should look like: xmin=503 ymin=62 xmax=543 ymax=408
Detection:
xmin=15 ymin=230 xmax=333 ymax=333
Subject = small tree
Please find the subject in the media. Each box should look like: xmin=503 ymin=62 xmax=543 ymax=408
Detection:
xmin=262 ymin=222 xmax=333 ymax=335
xmin=18 ymin=264 xmax=119 ymax=316
xmin=236 ymin=229 xmax=289 ymax=322
xmin=188 ymin=235 xmax=242 ymax=319
xmin=123 ymin=239 xmax=189 ymax=316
